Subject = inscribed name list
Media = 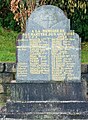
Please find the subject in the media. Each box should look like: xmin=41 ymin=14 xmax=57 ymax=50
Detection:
xmin=17 ymin=29 xmax=80 ymax=81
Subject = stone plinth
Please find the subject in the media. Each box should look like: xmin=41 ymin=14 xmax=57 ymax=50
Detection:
xmin=6 ymin=81 xmax=88 ymax=119
xmin=10 ymin=82 xmax=86 ymax=101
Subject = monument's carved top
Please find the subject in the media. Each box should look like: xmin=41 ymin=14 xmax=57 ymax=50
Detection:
xmin=26 ymin=5 xmax=68 ymax=29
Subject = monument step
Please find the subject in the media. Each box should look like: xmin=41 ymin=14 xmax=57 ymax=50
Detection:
xmin=2 ymin=111 xmax=88 ymax=119
xmin=6 ymin=101 xmax=88 ymax=113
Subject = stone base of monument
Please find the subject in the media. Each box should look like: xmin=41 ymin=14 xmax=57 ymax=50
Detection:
xmin=5 ymin=81 xmax=88 ymax=119
xmin=6 ymin=101 xmax=88 ymax=119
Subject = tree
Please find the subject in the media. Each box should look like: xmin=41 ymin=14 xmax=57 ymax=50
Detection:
xmin=0 ymin=0 xmax=20 ymax=31
xmin=10 ymin=0 xmax=36 ymax=32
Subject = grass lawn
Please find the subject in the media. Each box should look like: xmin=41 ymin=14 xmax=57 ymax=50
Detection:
xmin=81 ymin=42 xmax=88 ymax=63
xmin=81 ymin=51 xmax=88 ymax=63
xmin=0 ymin=27 xmax=18 ymax=62
xmin=0 ymin=27 xmax=88 ymax=63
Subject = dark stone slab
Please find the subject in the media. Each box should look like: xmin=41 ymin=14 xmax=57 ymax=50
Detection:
xmin=10 ymin=82 xmax=86 ymax=101
xmin=5 ymin=80 xmax=88 ymax=119
xmin=1 ymin=112 xmax=88 ymax=119
xmin=6 ymin=101 xmax=88 ymax=114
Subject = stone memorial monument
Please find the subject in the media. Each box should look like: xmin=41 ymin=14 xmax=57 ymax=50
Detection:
xmin=16 ymin=5 xmax=81 ymax=82
xmin=6 ymin=5 xmax=88 ymax=119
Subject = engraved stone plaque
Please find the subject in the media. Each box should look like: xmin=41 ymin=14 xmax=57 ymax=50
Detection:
xmin=16 ymin=5 xmax=81 ymax=82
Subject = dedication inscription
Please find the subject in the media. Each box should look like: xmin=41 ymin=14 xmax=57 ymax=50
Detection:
xmin=16 ymin=5 xmax=81 ymax=82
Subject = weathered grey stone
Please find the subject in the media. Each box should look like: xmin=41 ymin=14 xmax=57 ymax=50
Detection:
xmin=81 ymin=64 xmax=88 ymax=74
xmin=0 ymin=93 xmax=6 ymax=102
xmin=5 ymin=63 xmax=16 ymax=73
xmin=0 ymin=63 xmax=4 ymax=72
xmin=2 ymin=73 xmax=13 ymax=83
xmin=0 ymin=73 xmax=3 ymax=83
xmin=0 ymin=72 xmax=16 ymax=84
xmin=16 ymin=5 xmax=81 ymax=82
xmin=0 ymin=84 xmax=4 ymax=93
xmin=82 ymin=74 xmax=88 ymax=81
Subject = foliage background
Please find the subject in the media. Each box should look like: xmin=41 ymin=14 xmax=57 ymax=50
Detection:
xmin=0 ymin=0 xmax=21 ymax=31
